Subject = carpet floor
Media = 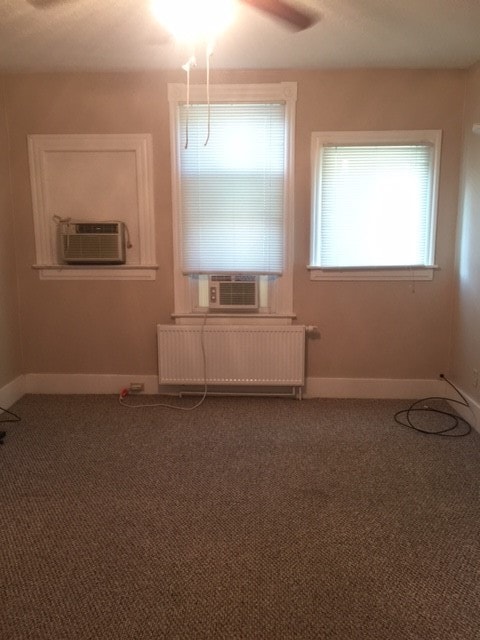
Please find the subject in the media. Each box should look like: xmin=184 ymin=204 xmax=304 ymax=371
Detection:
xmin=1 ymin=394 xmax=479 ymax=639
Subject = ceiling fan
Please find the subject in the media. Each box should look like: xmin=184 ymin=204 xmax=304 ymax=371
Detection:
xmin=26 ymin=0 xmax=320 ymax=32
xmin=240 ymin=0 xmax=318 ymax=31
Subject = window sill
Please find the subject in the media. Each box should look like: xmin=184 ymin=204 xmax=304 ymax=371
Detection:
xmin=308 ymin=266 xmax=437 ymax=282
xmin=33 ymin=264 xmax=158 ymax=281
xmin=172 ymin=313 xmax=296 ymax=325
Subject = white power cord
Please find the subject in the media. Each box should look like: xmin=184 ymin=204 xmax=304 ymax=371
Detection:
xmin=119 ymin=314 xmax=209 ymax=411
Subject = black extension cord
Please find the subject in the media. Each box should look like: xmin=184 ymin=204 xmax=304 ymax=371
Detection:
xmin=0 ymin=405 xmax=21 ymax=444
xmin=394 ymin=374 xmax=472 ymax=437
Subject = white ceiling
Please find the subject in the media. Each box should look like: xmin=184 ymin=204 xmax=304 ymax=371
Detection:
xmin=1 ymin=0 xmax=480 ymax=72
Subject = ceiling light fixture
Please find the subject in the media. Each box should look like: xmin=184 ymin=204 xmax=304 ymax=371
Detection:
xmin=150 ymin=0 xmax=318 ymax=148
xmin=150 ymin=0 xmax=237 ymax=44
xmin=151 ymin=0 xmax=234 ymax=149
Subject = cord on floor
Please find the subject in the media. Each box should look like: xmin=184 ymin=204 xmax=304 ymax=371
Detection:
xmin=0 ymin=405 xmax=21 ymax=445
xmin=394 ymin=374 xmax=472 ymax=437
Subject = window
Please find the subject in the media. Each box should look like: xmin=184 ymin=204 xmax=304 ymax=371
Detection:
xmin=180 ymin=102 xmax=285 ymax=274
xmin=168 ymin=82 xmax=296 ymax=318
xmin=309 ymin=130 xmax=442 ymax=281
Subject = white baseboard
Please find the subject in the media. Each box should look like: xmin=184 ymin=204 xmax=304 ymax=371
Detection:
xmin=8 ymin=372 xmax=479 ymax=434
xmin=8 ymin=373 xmax=480 ymax=432
xmin=22 ymin=374 xmax=448 ymax=400
xmin=0 ymin=375 xmax=26 ymax=410
xmin=25 ymin=373 xmax=159 ymax=395
xmin=447 ymin=392 xmax=480 ymax=434
xmin=304 ymin=376 xmax=447 ymax=400
xmin=305 ymin=376 xmax=480 ymax=434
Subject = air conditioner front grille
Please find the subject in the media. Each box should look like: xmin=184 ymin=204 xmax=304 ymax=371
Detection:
xmin=208 ymin=274 xmax=259 ymax=310
xmin=219 ymin=282 xmax=257 ymax=306
xmin=62 ymin=235 xmax=121 ymax=261
xmin=59 ymin=219 xmax=126 ymax=264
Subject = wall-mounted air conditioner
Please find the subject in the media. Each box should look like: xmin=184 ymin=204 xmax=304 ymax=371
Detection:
xmin=58 ymin=220 xmax=126 ymax=265
xmin=208 ymin=275 xmax=259 ymax=311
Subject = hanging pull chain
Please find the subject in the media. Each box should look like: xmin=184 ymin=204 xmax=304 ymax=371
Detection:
xmin=204 ymin=40 xmax=214 ymax=146
xmin=182 ymin=54 xmax=196 ymax=150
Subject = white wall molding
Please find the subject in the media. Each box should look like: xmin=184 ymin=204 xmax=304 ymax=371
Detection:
xmin=447 ymin=391 xmax=480 ymax=434
xmin=34 ymin=265 xmax=158 ymax=281
xmin=5 ymin=373 xmax=478 ymax=435
xmin=22 ymin=373 xmax=447 ymax=400
xmin=27 ymin=133 xmax=156 ymax=280
xmin=25 ymin=374 xmax=159 ymax=395
xmin=305 ymin=376 xmax=480 ymax=433
xmin=5 ymin=373 xmax=477 ymax=435
xmin=0 ymin=375 xmax=26 ymax=410
xmin=168 ymin=82 xmax=296 ymax=317
xmin=7 ymin=373 xmax=480 ymax=433
xmin=304 ymin=376 xmax=447 ymax=400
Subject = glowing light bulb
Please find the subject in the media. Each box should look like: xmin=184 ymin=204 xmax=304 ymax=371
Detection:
xmin=151 ymin=0 xmax=237 ymax=43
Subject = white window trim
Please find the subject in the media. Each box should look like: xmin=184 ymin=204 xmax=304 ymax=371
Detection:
xmin=168 ymin=82 xmax=297 ymax=321
xmin=309 ymin=129 xmax=442 ymax=282
xmin=308 ymin=266 xmax=437 ymax=282
xmin=28 ymin=133 xmax=157 ymax=281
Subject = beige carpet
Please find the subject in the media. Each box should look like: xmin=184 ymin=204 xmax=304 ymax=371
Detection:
xmin=1 ymin=394 xmax=480 ymax=639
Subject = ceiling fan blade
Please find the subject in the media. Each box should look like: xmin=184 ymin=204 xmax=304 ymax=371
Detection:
xmin=241 ymin=0 xmax=318 ymax=31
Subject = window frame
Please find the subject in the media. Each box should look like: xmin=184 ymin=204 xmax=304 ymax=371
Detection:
xmin=28 ymin=133 xmax=157 ymax=281
xmin=168 ymin=82 xmax=297 ymax=321
xmin=309 ymin=129 xmax=442 ymax=282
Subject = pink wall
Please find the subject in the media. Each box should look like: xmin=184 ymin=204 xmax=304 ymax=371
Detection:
xmin=451 ymin=63 xmax=480 ymax=402
xmin=0 ymin=77 xmax=22 ymax=389
xmin=292 ymin=69 xmax=464 ymax=379
xmin=3 ymin=69 xmax=466 ymax=381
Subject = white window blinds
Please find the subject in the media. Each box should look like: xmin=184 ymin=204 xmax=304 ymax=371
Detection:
xmin=314 ymin=143 xmax=435 ymax=268
xmin=178 ymin=102 xmax=286 ymax=274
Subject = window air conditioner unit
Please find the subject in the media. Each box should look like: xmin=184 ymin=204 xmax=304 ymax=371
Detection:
xmin=58 ymin=220 xmax=126 ymax=265
xmin=208 ymin=275 xmax=259 ymax=311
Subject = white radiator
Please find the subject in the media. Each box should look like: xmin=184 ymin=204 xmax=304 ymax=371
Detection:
xmin=157 ymin=325 xmax=305 ymax=392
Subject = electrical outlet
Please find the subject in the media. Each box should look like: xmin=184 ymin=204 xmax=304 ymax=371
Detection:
xmin=473 ymin=369 xmax=479 ymax=389
xmin=129 ymin=382 xmax=144 ymax=393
